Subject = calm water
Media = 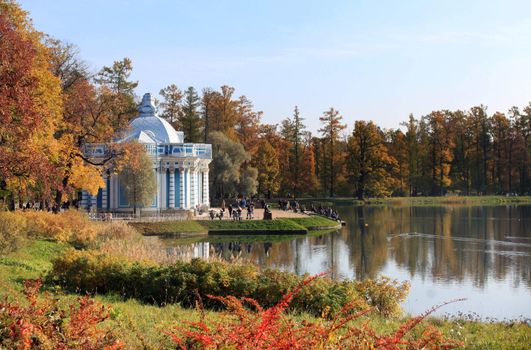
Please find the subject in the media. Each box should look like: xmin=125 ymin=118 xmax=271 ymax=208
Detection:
xmin=162 ymin=205 xmax=531 ymax=320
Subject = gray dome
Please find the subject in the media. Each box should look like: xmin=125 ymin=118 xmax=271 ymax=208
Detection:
xmin=123 ymin=93 xmax=184 ymax=144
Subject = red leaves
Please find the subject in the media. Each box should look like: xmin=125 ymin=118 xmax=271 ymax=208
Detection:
xmin=0 ymin=279 xmax=122 ymax=349
xmin=166 ymin=274 xmax=462 ymax=350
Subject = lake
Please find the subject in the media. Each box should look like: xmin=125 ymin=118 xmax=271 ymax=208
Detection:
xmin=162 ymin=205 xmax=531 ymax=320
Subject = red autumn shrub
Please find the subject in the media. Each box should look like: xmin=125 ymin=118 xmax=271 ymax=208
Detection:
xmin=166 ymin=274 xmax=462 ymax=350
xmin=0 ymin=279 xmax=122 ymax=350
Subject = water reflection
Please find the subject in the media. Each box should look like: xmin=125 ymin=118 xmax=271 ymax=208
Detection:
xmin=162 ymin=205 xmax=531 ymax=319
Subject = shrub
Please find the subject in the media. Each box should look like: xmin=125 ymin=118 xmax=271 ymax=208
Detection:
xmin=9 ymin=210 xmax=134 ymax=248
xmin=50 ymin=251 xmax=409 ymax=318
xmin=0 ymin=279 xmax=122 ymax=350
xmin=96 ymin=220 xmax=138 ymax=242
xmin=0 ymin=211 xmax=28 ymax=253
xmin=165 ymin=274 xmax=462 ymax=350
xmin=353 ymin=276 xmax=410 ymax=318
xmin=22 ymin=210 xmax=98 ymax=247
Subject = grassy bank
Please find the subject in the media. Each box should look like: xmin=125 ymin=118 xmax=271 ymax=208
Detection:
xmin=300 ymin=195 xmax=531 ymax=207
xmin=131 ymin=217 xmax=340 ymax=236
xmin=1 ymin=239 xmax=529 ymax=349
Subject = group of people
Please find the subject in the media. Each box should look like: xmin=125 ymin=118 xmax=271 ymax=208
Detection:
xmin=15 ymin=201 xmax=67 ymax=213
xmin=278 ymin=199 xmax=302 ymax=212
xmin=209 ymin=197 xmax=256 ymax=221
xmin=310 ymin=204 xmax=341 ymax=221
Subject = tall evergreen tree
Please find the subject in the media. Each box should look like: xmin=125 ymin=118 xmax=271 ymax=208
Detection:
xmin=180 ymin=86 xmax=202 ymax=142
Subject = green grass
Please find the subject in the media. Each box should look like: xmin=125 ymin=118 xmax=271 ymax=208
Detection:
xmin=198 ymin=219 xmax=303 ymax=230
xmin=284 ymin=216 xmax=341 ymax=230
xmin=1 ymin=239 xmax=529 ymax=349
xmin=131 ymin=218 xmax=335 ymax=236
xmin=299 ymin=195 xmax=531 ymax=207
xmin=130 ymin=220 xmax=206 ymax=235
xmin=0 ymin=240 xmax=68 ymax=293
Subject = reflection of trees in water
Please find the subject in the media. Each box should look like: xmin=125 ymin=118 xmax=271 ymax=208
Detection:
xmin=361 ymin=205 xmax=531 ymax=289
xmin=344 ymin=206 xmax=389 ymax=280
xmin=168 ymin=206 xmax=530 ymax=290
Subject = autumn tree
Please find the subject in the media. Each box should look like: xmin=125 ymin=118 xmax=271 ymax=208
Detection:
xmin=347 ymin=121 xmax=397 ymax=199
xmin=159 ymin=84 xmax=183 ymax=127
xmin=424 ymin=111 xmax=455 ymax=196
xmin=120 ymin=142 xmax=156 ymax=216
xmin=210 ymin=86 xmax=238 ymax=137
xmin=46 ymin=39 xmax=138 ymax=209
xmin=449 ymin=111 xmax=473 ymax=195
xmin=94 ymin=57 xmax=138 ymax=128
xmin=386 ymin=128 xmax=408 ymax=196
xmin=319 ymin=108 xmax=346 ymax=197
xmin=180 ymin=86 xmax=202 ymax=142
xmin=490 ymin=112 xmax=511 ymax=193
xmin=253 ymin=139 xmax=280 ymax=197
xmin=514 ymin=104 xmax=531 ymax=194
xmin=0 ymin=2 xmax=63 ymax=208
xmin=235 ymin=96 xmax=261 ymax=156
xmin=299 ymin=137 xmax=320 ymax=195
xmin=469 ymin=106 xmax=491 ymax=194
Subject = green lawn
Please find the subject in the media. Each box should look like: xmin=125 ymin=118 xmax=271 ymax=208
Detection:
xmin=198 ymin=218 xmax=307 ymax=233
xmin=299 ymin=195 xmax=531 ymax=207
xmin=283 ymin=216 xmax=341 ymax=230
xmin=131 ymin=218 xmax=335 ymax=236
xmin=130 ymin=220 xmax=206 ymax=235
xmin=1 ymin=239 xmax=529 ymax=349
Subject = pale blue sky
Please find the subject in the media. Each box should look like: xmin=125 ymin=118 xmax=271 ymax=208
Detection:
xmin=20 ymin=0 xmax=531 ymax=133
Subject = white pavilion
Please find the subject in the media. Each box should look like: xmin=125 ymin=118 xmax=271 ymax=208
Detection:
xmin=80 ymin=93 xmax=212 ymax=213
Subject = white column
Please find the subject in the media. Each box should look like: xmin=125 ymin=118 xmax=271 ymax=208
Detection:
xmin=160 ymin=166 xmax=166 ymax=209
xmin=185 ymin=167 xmax=191 ymax=209
xmin=201 ymin=169 xmax=209 ymax=205
xmin=190 ymin=167 xmax=196 ymax=208
xmin=203 ymin=170 xmax=209 ymax=206
xmin=179 ymin=167 xmax=185 ymax=209
xmin=169 ymin=168 xmax=175 ymax=208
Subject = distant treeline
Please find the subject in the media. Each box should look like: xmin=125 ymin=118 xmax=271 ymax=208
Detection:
xmin=163 ymin=90 xmax=530 ymax=199
xmin=1 ymin=1 xmax=529 ymax=208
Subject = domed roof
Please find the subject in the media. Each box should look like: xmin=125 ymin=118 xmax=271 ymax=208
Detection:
xmin=122 ymin=93 xmax=184 ymax=144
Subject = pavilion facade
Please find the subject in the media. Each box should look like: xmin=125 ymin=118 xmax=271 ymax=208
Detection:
xmin=80 ymin=93 xmax=212 ymax=213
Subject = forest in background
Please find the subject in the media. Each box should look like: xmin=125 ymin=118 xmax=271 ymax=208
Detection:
xmin=1 ymin=0 xmax=530 ymax=210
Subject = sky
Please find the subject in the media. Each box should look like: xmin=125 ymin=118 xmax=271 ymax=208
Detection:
xmin=19 ymin=0 xmax=531 ymax=134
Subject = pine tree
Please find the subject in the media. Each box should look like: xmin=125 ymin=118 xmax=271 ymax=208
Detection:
xmin=180 ymin=86 xmax=202 ymax=142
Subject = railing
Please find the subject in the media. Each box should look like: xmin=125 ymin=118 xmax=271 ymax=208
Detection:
xmin=88 ymin=212 xmax=193 ymax=222
xmin=147 ymin=143 xmax=212 ymax=159
xmin=85 ymin=143 xmax=212 ymax=159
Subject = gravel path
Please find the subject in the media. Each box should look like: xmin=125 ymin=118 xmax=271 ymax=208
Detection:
xmin=194 ymin=207 xmax=308 ymax=220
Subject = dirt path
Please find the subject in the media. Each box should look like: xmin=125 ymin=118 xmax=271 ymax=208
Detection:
xmin=194 ymin=207 xmax=308 ymax=220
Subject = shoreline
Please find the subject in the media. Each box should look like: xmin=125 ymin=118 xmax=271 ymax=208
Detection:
xmin=131 ymin=216 xmax=342 ymax=236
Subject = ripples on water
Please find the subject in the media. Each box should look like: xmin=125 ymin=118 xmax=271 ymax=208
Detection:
xmin=161 ymin=205 xmax=531 ymax=320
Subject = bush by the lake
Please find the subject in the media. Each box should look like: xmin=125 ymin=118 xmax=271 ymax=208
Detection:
xmin=50 ymin=250 xmax=409 ymax=318
xmin=166 ymin=274 xmax=460 ymax=350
